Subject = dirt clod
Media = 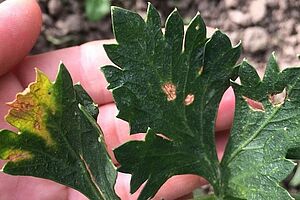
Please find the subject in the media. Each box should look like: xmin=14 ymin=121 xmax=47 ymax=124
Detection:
xmin=243 ymin=27 xmax=269 ymax=53
xmin=48 ymin=0 xmax=62 ymax=16
xmin=249 ymin=0 xmax=267 ymax=24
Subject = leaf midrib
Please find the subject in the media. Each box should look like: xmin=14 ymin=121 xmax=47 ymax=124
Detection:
xmin=55 ymin=94 xmax=106 ymax=200
xmin=223 ymin=102 xmax=282 ymax=167
xmin=222 ymin=80 xmax=300 ymax=167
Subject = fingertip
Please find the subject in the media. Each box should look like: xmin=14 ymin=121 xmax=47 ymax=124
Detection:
xmin=67 ymin=188 xmax=89 ymax=200
xmin=216 ymin=87 xmax=235 ymax=132
xmin=0 ymin=0 xmax=42 ymax=76
xmin=216 ymin=130 xmax=229 ymax=160
xmin=79 ymin=40 xmax=114 ymax=105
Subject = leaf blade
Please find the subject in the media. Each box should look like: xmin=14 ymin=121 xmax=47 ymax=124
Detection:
xmin=0 ymin=64 xmax=119 ymax=200
xmin=221 ymin=56 xmax=300 ymax=200
xmin=103 ymin=4 xmax=241 ymax=199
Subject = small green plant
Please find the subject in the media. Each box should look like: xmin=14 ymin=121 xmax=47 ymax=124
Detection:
xmin=85 ymin=0 xmax=110 ymax=21
xmin=1 ymin=3 xmax=300 ymax=200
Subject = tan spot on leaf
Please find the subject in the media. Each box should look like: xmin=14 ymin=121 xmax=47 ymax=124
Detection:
xmin=162 ymin=82 xmax=177 ymax=101
xmin=156 ymin=133 xmax=173 ymax=141
xmin=184 ymin=94 xmax=195 ymax=106
xmin=268 ymin=89 xmax=286 ymax=106
xmin=198 ymin=66 xmax=203 ymax=76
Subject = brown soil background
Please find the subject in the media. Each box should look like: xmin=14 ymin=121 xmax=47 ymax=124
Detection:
xmin=34 ymin=0 xmax=300 ymax=71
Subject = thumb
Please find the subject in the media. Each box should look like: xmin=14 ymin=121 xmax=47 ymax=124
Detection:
xmin=0 ymin=0 xmax=42 ymax=76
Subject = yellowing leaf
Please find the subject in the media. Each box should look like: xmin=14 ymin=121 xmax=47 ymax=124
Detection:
xmin=0 ymin=64 xmax=119 ymax=200
xmin=6 ymin=70 xmax=56 ymax=145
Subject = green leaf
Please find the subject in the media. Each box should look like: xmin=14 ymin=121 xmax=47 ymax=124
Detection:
xmin=220 ymin=54 xmax=300 ymax=199
xmin=193 ymin=189 xmax=217 ymax=200
xmin=193 ymin=194 xmax=218 ymax=200
xmin=0 ymin=64 xmax=119 ymax=200
xmin=85 ymin=0 xmax=110 ymax=21
xmin=102 ymin=3 xmax=241 ymax=199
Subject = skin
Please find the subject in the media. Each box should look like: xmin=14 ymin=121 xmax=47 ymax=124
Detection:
xmin=0 ymin=0 xmax=235 ymax=199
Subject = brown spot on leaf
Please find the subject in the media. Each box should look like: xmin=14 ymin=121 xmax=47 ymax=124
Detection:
xmin=7 ymin=96 xmax=35 ymax=112
xmin=162 ymin=82 xmax=177 ymax=101
xmin=243 ymin=96 xmax=265 ymax=112
xmin=7 ymin=150 xmax=32 ymax=162
xmin=184 ymin=94 xmax=195 ymax=106
xmin=34 ymin=121 xmax=41 ymax=130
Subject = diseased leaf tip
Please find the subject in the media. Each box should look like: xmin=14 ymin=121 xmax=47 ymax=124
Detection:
xmin=5 ymin=68 xmax=56 ymax=146
xmin=1 ymin=65 xmax=120 ymax=200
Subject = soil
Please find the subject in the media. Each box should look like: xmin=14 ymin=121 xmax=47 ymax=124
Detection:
xmin=33 ymin=0 xmax=300 ymax=71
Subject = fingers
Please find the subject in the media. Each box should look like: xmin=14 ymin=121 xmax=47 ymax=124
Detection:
xmin=0 ymin=172 xmax=68 ymax=200
xmin=216 ymin=87 xmax=235 ymax=132
xmin=67 ymin=189 xmax=89 ymax=200
xmin=79 ymin=41 xmax=115 ymax=105
xmin=0 ymin=0 xmax=42 ymax=76
xmin=154 ymin=175 xmax=204 ymax=199
xmin=115 ymin=173 xmax=205 ymax=200
xmin=15 ymin=40 xmax=115 ymax=105
xmin=216 ymin=130 xmax=230 ymax=160
xmin=68 ymin=173 xmax=201 ymax=200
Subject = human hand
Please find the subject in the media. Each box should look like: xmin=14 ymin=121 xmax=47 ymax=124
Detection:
xmin=0 ymin=0 xmax=235 ymax=199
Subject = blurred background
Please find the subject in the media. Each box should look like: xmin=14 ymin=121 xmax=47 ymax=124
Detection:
xmin=31 ymin=0 xmax=300 ymax=71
